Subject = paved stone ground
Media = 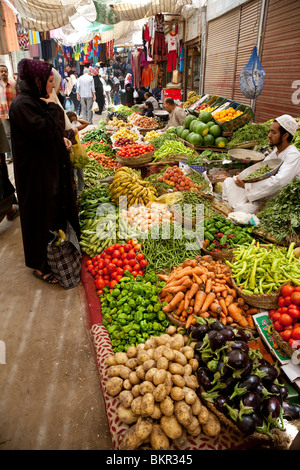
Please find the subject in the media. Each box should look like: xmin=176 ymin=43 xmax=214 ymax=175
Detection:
xmin=0 ymin=110 xmax=113 ymax=450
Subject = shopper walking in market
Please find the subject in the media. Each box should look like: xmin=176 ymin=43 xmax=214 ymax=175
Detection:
xmin=9 ymin=58 xmax=80 ymax=284
xmin=0 ymin=118 xmax=19 ymax=223
xmin=222 ymin=114 xmax=300 ymax=213
xmin=76 ymin=67 xmax=96 ymax=124
xmin=0 ymin=64 xmax=17 ymax=164
xmin=90 ymin=66 xmax=105 ymax=115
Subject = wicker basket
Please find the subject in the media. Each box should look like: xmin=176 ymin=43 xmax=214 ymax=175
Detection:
xmin=116 ymin=151 xmax=154 ymax=166
xmin=230 ymin=277 xmax=280 ymax=309
xmin=202 ymin=246 xmax=234 ymax=261
xmin=232 ymin=140 xmax=259 ymax=149
xmin=199 ymin=386 xmax=275 ymax=444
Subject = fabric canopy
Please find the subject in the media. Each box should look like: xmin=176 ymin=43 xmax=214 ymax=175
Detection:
xmin=93 ymin=0 xmax=192 ymax=24
xmin=12 ymin=0 xmax=87 ymax=32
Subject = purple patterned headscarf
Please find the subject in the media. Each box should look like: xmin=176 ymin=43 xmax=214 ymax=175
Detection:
xmin=18 ymin=58 xmax=53 ymax=97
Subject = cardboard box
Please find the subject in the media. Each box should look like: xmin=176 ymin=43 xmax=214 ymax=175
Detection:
xmin=172 ymin=70 xmax=183 ymax=84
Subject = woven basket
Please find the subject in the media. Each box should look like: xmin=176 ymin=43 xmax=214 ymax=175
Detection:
xmin=271 ymin=327 xmax=295 ymax=358
xmin=230 ymin=277 xmax=280 ymax=309
xmin=116 ymin=151 xmax=154 ymax=166
xmin=199 ymin=386 xmax=274 ymax=444
xmin=232 ymin=140 xmax=259 ymax=149
xmin=202 ymin=246 xmax=234 ymax=261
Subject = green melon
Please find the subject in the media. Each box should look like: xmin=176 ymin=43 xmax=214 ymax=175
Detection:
xmin=187 ymin=132 xmax=196 ymax=143
xmin=184 ymin=115 xmax=197 ymax=129
xmin=198 ymin=111 xmax=213 ymax=123
xmin=203 ymin=134 xmax=215 ymax=147
xmin=206 ymin=121 xmax=215 ymax=128
xmin=209 ymin=124 xmax=222 ymax=138
xmin=189 ymin=119 xmax=198 ymax=132
xmin=176 ymin=126 xmax=184 ymax=137
xmin=194 ymin=121 xmax=209 ymax=137
xmin=215 ymin=136 xmax=228 ymax=148
xmin=188 ymin=133 xmax=203 ymax=147
xmin=181 ymin=129 xmax=190 ymax=141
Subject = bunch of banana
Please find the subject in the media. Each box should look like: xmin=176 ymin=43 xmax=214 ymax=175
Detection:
xmin=183 ymin=91 xmax=201 ymax=109
xmin=55 ymin=229 xmax=66 ymax=246
xmin=109 ymin=167 xmax=158 ymax=207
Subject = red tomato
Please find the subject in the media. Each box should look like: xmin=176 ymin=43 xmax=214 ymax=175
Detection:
xmin=127 ymin=250 xmax=136 ymax=259
xmin=284 ymin=296 xmax=292 ymax=306
xmin=137 ymin=270 xmax=144 ymax=276
xmin=111 ymin=271 xmax=119 ymax=280
xmin=279 ymin=313 xmax=293 ymax=326
xmin=111 ymin=258 xmax=119 ymax=266
xmin=114 ymin=244 xmax=122 ymax=250
xmin=139 ymin=259 xmax=148 ymax=269
xmin=132 ymin=264 xmax=140 ymax=272
xmin=121 ymin=252 xmax=128 ymax=260
xmin=122 ymin=259 xmax=129 ymax=266
xmin=90 ymin=270 xmax=96 ymax=277
xmin=96 ymin=290 xmax=104 ymax=296
xmin=123 ymin=265 xmax=132 ymax=273
xmin=277 ymin=296 xmax=285 ymax=307
xmin=292 ymin=327 xmax=300 ymax=340
xmin=106 ymin=246 xmax=114 ymax=254
xmin=281 ymin=285 xmax=294 ymax=297
xmin=115 ymin=275 xmax=123 ymax=283
xmin=103 ymin=258 xmax=110 ymax=266
xmin=136 ymin=253 xmax=145 ymax=262
xmin=294 ymin=286 xmax=300 ymax=293
xmin=129 ymin=259 xmax=137 ymax=267
xmin=116 ymin=267 xmax=124 ymax=275
xmin=112 ymin=250 xmax=121 ymax=258
xmin=271 ymin=312 xmax=282 ymax=322
xmin=280 ymin=330 xmax=292 ymax=341
xmin=277 ymin=307 xmax=288 ymax=313
xmin=273 ymin=321 xmax=284 ymax=332
xmin=87 ymin=264 xmax=94 ymax=272
xmin=131 ymin=271 xmax=138 ymax=277
xmin=98 ymin=260 xmax=104 ymax=270
xmin=291 ymin=292 xmax=300 ymax=306
xmin=102 ymin=267 xmax=108 ymax=275
xmin=107 ymin=263 xmax=116 ymax=273
xmin=96 ymin=278 xmax=106 ymax=290
xmin=119 ymin=247 xmax=125 ymax=254
xmin=109 ymin=280 xmax=118 ymax=289
xmin=134 ymin=244 xmax=143 ymax=252
xmin=288 ymin=309 xmax=300 ymax=320
xmin=116 ymin=259 xmax=123 ymax=267
xmin=268 ymin=309 xmax=276 ymax=319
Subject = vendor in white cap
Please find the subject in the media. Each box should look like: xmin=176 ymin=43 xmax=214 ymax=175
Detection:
xmin=222 ymin=114 xmax=300 ymax=213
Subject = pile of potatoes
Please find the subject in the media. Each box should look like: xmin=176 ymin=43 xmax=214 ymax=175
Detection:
xmin=105 ymin=325 xmax=221 ymax=450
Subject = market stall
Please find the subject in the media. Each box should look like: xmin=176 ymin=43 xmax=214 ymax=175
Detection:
xmin=74 ymin=102 xmax=300 ymax=451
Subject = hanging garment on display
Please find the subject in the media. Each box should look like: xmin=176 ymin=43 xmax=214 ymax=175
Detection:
xmin=130 ymin=50 xmax=141 ymax=89
xmin=2 ymin=0 xmax=19 ymax=52
xmin=166 ymin=30 xmax=179 ymax=73
xmin=179 ymin=44 xmax=184 ymax=72
xmin=141 ymin=66 xmax=153 ymax=88
xmin=15 ymin=20 xmax=29 ymax=51
xmin=149 ymin=63 xmax=159 ymax=92
xmin=153 ymin=14 xmax=168 ymax=63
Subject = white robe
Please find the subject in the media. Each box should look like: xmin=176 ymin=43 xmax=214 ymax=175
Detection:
xmin=222 ymin=145 xmax=300 ymax=213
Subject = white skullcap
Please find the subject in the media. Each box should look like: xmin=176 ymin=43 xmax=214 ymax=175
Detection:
xmin=275 ymin=114 xmax=298 ymax=136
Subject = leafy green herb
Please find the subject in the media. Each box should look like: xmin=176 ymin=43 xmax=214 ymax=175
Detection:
xmin=227 ymin=122 xmax=271 ymax=150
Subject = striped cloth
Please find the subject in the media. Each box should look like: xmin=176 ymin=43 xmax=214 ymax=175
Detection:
xmin=12 ymin=0 xmax=77 ymax=32
xmin=104 ymin=0 xmax=192 ymax=23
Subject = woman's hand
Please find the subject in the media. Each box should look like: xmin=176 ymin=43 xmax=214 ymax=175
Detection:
xmin=40 ymin=94 xmax=57 ymax=105
xmin=64 ymin=137 xmax=72 ymax=151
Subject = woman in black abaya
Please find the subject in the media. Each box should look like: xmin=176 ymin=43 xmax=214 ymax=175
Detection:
xmin=9 ymin=58 xmax=80 ymax=284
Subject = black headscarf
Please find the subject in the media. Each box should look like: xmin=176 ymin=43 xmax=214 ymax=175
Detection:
xmin=18 ymin=58 xmax=53 ymax=98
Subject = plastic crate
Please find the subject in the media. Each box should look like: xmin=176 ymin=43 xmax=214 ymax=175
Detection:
xmin=218 ymin=104 xmax=254 ymax=133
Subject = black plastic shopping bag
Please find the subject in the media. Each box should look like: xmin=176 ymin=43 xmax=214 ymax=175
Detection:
xmin=47 ymin=221 xmax=82 ymax=289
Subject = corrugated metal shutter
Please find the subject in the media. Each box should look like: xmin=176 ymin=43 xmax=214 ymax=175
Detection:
xmin=254 ymin=0 xmax=300 ymax=122
xmin=204 ymin=8 xmax=240 ymax=98
xmin=233 ymin=0 xmax=261 ymax=105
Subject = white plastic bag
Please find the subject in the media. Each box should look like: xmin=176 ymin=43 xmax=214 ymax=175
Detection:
xmin=92 ymin=101 xmax=99 ymax=112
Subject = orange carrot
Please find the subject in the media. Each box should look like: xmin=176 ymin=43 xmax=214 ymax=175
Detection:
xmin=205 ymin=278 xmax=212 ymax=294
xmin=219 ymin=298 xmax=228 ymax=315
xmin=157 ymin=274 xmax=169 ymax=281
xmin=185 ymin=314 xmax=195 ymax=329
xmin=227 ymin=303 xmax=248 ymax=327
xmin=164 ymin=294 xmax=173 ymax=303
xmin=200 ymin=312 xmax=210 ymax=318
xmin=163 ymin=291 xmax=185 ymax=312
xmin=209 ymin=302 xmax=222 ymax=314
xmin=193 ymin=273 xmax=202 ymax=285
xmin=247 ymin=315 xmax=255 ymax=328
xmin=237 ymin=297 xmax=245 ymax=307
xmin=176 ymin=299 xmax=185 ymax=315
xmin=193 ymin=290 xmax=207 ymax=314
xmin=200 ymin=292 xmax=216 ymax=313
xmin=225 ymin=295 xmax=234 ymax=307
xmin=165 ymin=285 xmax=188 ymax=294
xmin=174 ymin=267 xmax=195 ymax=280
xmin=213 ymin=285 xmax=227 ymax=293
xmin=247 ymin=308 xmax=258 ymax=315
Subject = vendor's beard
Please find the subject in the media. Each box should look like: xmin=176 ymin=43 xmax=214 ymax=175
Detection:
xmin=270 ymin=136 xmax=282 ymax=148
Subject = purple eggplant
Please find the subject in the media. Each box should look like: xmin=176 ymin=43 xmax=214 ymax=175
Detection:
xmin=236 ymin=415 xmax=256 ymax=435
xmin=258 ymin=364 xmax=279 ymax=385
xmin=197 ymin=367 xmax=213 ymax=390
xmin=209 ymin=331 xmax=227 ymax=350
xmin=242 ymin=392 xmax=262 ymax=412
xmin=230 ymin=340 xmax=249 ymax=353
xmin=221 ymin=328 xmax=235 ymax=341
xmin=215 ymin=395 xmax=229 ymax=413
xmin=211 ymin=320 xmax=225 ymax=331
xmin=251 ymin=412 xmax=263 ymax=427
xmin=263 ymin=397 xmax=281 ymax=419
xmin=234 ymin=329 xmax=252 ymax=343
xmin=282 ymin=401 xmax=300 ymax=420
xmin=239 ymin=374 xmax=261 ymax=392
xmin=227 ymin=349 xmax=249 ymax=370
xmin=190 ymin=324 xmax=209 ymax=340
xmin=216 ymin=359 xmax=231 ymax=380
